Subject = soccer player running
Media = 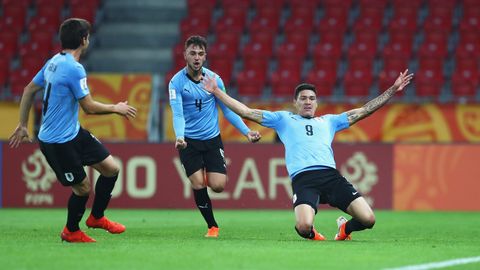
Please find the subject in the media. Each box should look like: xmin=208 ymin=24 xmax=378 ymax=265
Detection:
xmin=202 ymin=70 xmax=413 ymax=241
xmin=168 ymin=35 xmax=261 ymax=238
xmin=9 ymin=18 xmax=137 ymax=243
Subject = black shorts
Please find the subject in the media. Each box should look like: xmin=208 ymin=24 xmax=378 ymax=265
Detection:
xmin=291 ymin=168 xmax=361 ymax=213
xmin=178 ymin=135 xmax=226 ymax=177
xmin=39 ymin=127 xmax=110 ymax=186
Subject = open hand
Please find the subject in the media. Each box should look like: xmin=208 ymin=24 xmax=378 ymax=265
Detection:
xmin=202 ymin=75 xmax=219 ymax=94
xmin=9 ymin=124 xmax=32 ymax=148
xmin=393 ymin=69 xmax=414 ymax=92
xmin=115 ymin=101 xmax=137 ymax=119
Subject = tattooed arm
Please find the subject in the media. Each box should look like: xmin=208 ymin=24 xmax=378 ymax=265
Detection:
xmin=202 ymin=75 xmax=264 ymax=124
xmin=346 ymin=69 xmax=414 ymax=126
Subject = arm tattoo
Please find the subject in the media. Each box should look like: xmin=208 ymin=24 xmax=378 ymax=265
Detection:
xmin=364 ymin=85 xmax=397 ymax=114
xmin=247 ymin=109 xmax=263 ymax=123
xmin=347 ymin=85 xmax=397 ymax=125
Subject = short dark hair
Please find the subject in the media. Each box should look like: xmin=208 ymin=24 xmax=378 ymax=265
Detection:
xmin=184 ymin=35 xmax=207 ymax=51
xmin=59 ymin=18 xmax=91 ymax=50
xmin=294 ymin=83 xmax=316 ymax=99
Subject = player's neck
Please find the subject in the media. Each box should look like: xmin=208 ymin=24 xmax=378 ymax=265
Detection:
xmin=61 ymin=49 xmax=82 ymax=61
xmin=186 ymin=66 xmax=203 ymax=81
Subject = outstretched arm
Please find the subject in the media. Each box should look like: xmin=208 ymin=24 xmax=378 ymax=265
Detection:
xmin=346 ymin=69 xmax=414 ymax=126
xmin=79 ymin=94 xmax=137 ymax=119
xmin=202 ymin=75 xmax=264 ymax=124
xmin=9 ymin=81 xmax=43 ymax=148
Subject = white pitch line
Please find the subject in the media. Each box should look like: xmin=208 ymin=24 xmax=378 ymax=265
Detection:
xmin=384 ymin=256 xmax=480 ymax=270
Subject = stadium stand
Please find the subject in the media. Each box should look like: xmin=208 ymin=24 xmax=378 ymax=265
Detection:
xmin=1 ymin=0 xmax=479 ymax=103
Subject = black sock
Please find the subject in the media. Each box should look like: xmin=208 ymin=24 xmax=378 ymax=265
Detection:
xmin=345 ymin=218 xmax=368 ymax=235
xmin=91 ymin=175 xmax=118 ymax=219
xmin=295 ymin=226 xmax=315 ymax=239
xmin=193 ymin=188 xmax=218 ymax=228
xmin=66 ymin=193 xmax=89 ymax=232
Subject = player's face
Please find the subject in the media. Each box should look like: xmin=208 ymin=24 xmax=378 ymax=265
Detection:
xmin=184 ymin=44 xmax=206 ymax=73
xmin=294 ymin=90 xmax=317 ymax=118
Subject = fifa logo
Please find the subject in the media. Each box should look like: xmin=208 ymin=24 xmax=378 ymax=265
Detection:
xmin=340 ymin=151 xmax=378 ymax=206
xmin=22 ymin=149 xmax=57 ymax=205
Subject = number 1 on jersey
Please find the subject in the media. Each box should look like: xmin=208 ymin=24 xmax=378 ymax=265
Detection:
xmin=42 ymin=82 xmax=52 ymax=116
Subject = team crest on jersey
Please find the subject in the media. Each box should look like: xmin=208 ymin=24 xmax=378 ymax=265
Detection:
xmin=169 ymin=89 xmax=176 ymax=100
xmin=80 ymin=78 xmax=88 ymax=91
xmin=64 ymin=172 xmax=74 ymax=182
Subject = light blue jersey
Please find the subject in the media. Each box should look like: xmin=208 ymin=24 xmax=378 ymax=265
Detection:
xmin=262 ymin=111 xmax=349 ymax=179
xmin=33 ymin=52 xmax=89 ymax=143
xmin=168 ymin=67 xmax=250 ymax=140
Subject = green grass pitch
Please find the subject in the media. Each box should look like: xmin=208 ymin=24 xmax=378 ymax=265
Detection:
xmin=0 ymin=209 xmax=479 ymax=270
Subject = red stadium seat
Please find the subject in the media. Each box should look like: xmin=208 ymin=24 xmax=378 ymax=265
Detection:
xmin=36 ymin=0 xmax=64 ymax=7
xmin=236 ymin=68 xmax=268 ymax=97
xmin=209 ymin=41 xmax=238 ymax=62
xmin=423 ymin=16 xmax=452 ymax=33
xmin=451 ymin=73 xmax=478 ymax=99
xmin=347 ymin=41 xmax=378 ymax=60
xmin=208 ymin=58 xmax=234 ymax=86
xmin=270 ymin=68 xmax=302 ymax=97
xmin=455 ymin=57 xmax=478 ymax=71
xmin=187 ymin=0 xmax=216 ymax=9
xmin=289 ymin=0 xmax=320 ymax=9
xmin=249 ymin=8 xmax=281 ymax=33
xmin=383 ymin=58 xmax=409 ymax=71
xmin=414 ymin=68 xmax=444 ymax=97
xmin=0 ymin=31 xmax=19 ymax=59
xmin=311 ymin=41 xmax=342 ymax=61
xmin=0 ymin=57 xmax=9 ymax=86
xmin=277 ymin=58 xmax=303 ymax=72
xmin=28 ymin=16 xmax=59 ymax=34
xmin=70 ymin=0 xmax=100 ymax=8
xmin=276 ymin=41 xmax=308 ymax=59
xmin=214 ymin=7 xmax=247 ymax=34
xmin=219 ymin=0 xmax=250 ymax=9
xmin=417 ymin=41 xmax=448 ymax=58
xmin=0 ymin=6 xmax=26 ymax=35
xmin=343 ymin=68 xmax=373 ymax=97
xmin=70 ymin=6 xmax=97 ymax=23
xmin=382 ymin=41 xmax=413 ymax=59
xmin=353 ymin=15 xmax=383 ymax=33
xmin=455 ymin=41 xmax=480 ymax=59
xmin=253 ymin=0 xmax=284 ymax=10
xmin=418 ymin=57 xmax=444 ymax=70
xmin=242 ymin=40 xmax=274 ymax=60
xmin=284 ymin=16 xmax=314 ymax=35
xmin=312 ymin=57 xmax=338 ymax=71
xmin=180 ymin=17 xmax=210 ymax=37
xmin=18 ymin=40 xmax=52 ymax=60
xmin=388 ymin=16 xmax=418 ymax=34
xmin=243 ymin=57 xmax=269 ymax=71
xmin=317 ymin=11 xmax=348 ymax=35
xmin=10 ymin=68 xmax=35 ymax=97
xmin=20 ymin=56 xmax=46 ymax=74
xmin=305 ymin=68 xmax=337 ymax=96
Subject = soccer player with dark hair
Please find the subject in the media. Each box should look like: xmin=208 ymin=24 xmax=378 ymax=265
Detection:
xmin=202 ymin=70 xmax=413 ymax=240
xmin=168 ymin=35 xmax=261 ymax=237
xmin=9 ymin=18 xmax=137 ymax=243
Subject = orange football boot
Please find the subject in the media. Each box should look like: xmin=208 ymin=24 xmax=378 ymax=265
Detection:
xmin=86 ymin=214 xmax=126 ymax=234
xmin=205 ymin=226 xmax=219 ymax=238
xmin=61 ymin=227 xmax=96 ymax=243
xmin=311 ymin=227 xmax=326 ymax=241
xmin=334 ymin=216 xmax=352 ymax=241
